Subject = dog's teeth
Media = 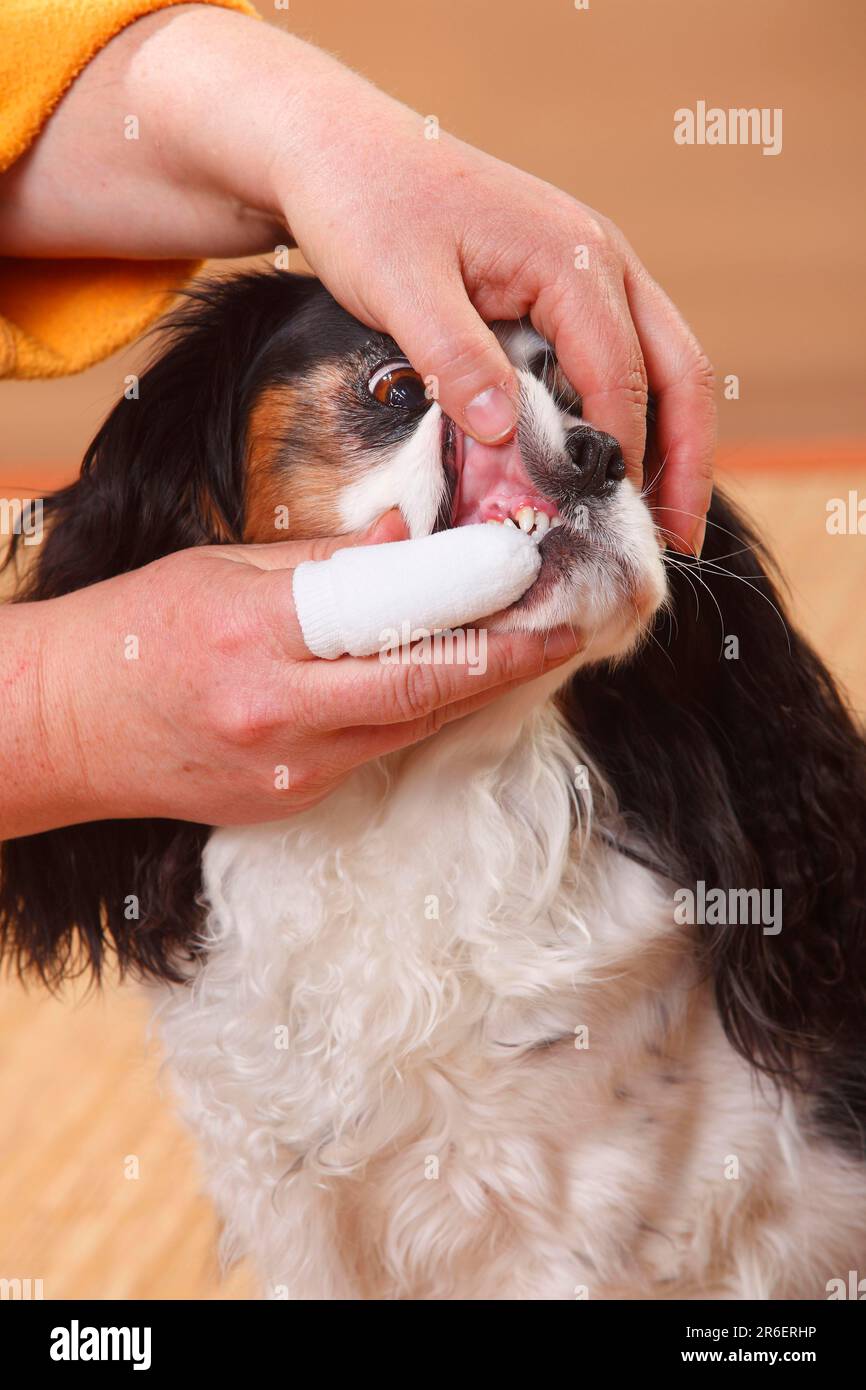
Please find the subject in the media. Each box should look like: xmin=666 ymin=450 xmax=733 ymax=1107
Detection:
xmin=482 ymin=510 xmax=558 ymax=533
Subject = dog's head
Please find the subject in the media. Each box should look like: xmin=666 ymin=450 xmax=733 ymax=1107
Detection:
xmin=193 ymin=272 xmax=664 ymax=658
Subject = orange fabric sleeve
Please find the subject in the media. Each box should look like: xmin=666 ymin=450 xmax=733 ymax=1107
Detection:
xmin=0 ymin=0 xmax=259 ymax=379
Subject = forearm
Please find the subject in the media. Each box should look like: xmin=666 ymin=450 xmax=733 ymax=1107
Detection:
xmin=0 ymin=598 xmax=98 ymax=838
xmin=0 ymin=5 xmax=285 ymax=258
xmin=0 ymin=4 xmax=411 ymax=262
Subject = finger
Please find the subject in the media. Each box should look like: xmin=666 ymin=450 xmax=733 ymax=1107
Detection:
xmin=331 ymin=662 xmax=572 ymax=765
xmin=304 ymin=625 xmax=584 ymax=731
xmin=221 ymin=508 xmax=409 ymax=572
xmin=530 ymin=264 xmax=648 ymax=482
xmin=380 ymin=268 xmax=519 ymax=444
xmin=623 ymin=263 xmax=716 ymax=555
xmin=239 ymin=509 xmax=410 ymax=660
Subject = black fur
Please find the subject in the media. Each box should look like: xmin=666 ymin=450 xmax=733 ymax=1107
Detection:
xmin=0 ymin=272 xmax=336 ymax=983
xmin=562 ymin=497 xmax=866 ymax=1155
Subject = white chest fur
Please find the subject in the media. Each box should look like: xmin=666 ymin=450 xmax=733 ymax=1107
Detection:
xmin=154 ymin=694 xmax=866 ymax=1300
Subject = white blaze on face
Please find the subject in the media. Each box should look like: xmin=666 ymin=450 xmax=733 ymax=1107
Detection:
xmin=516 ymin=365 xmax=580 ymax=453
xmin=338 ymin=402 xmax=449 ymax=538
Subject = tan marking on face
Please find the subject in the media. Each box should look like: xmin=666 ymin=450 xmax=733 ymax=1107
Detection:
xmin=196 ymin=485 xmax=237 ymax=544
xmin=243 ymin=364 xmax=366 ymax=542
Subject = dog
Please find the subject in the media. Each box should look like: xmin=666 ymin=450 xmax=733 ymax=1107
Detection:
xmin=3 ymin=270 xmax=866 ymax=1299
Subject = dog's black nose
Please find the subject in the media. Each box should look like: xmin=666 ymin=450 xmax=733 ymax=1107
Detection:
xmin=564 ymin=425 xmax=626 ymax=497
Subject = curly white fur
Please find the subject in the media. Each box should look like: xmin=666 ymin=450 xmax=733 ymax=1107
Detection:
xmin=154 ymin=678 xmax=866 ymax=1299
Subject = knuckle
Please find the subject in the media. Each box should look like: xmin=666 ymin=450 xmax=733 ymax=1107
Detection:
xmin=304 ymin=537 xmax=342 ymax=564
xmin=425 ymin=324 xmax=499 ymax=384
xmin=601 ymin=349 xmax=648 ymax=411
xmin=207 ymin=688 xmax=273 ymax=748
xmin=691 ymin=442 xmax=717 ymax=485
xmin=534 ymin=212 xmax=616 ymax=282
xmin=205 ymin=592 xmax=258 ymax=659
xmin=285 ymin=761 xmax=329 ymax=800
xmin=624 ymin=349 xmax=650 ymax=401
xmin=418 ymin=703 xmax=450 ymax=740
xmin=576 ymin=218 xmax=623 ymax=276
xmin=687 ymin=349 xmax=717 ymax=397
xmin=575 ymin=210 xmax=611 ymax=254
xmin=290 ymin=676 xmax=331 ymax=734
xmin=392 ymin=660 xmax=446 ymax=723
xmin=488 ymin=641 xmax=521 ymax=688
xmin=674 ymin=350 xmax=718 ymax=464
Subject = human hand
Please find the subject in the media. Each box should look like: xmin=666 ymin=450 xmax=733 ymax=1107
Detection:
xmin=271 ymin=60 xmax=717 ymax=556
xmin=0 ymin=5 xmax=715 ymax=554
xmin=4 ymin=512 xmax=581 ymax=837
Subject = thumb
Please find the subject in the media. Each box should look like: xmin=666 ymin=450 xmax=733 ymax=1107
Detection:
xmin=354 ymin=508 xmax=410 ymax=547
xmin=221 ymin=508 xmax=409 ymax=572
xmin=389 ymin=275 xmax=518 ymax=444
xmin=300 ymin=508 xmax=411 ymax=556
xmin=303 ymin=507 xmax=410 ymax=560
xmin=229 ymin=509 xmax=410 ymax=660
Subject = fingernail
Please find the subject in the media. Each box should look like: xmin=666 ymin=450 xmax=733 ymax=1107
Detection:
xmin=690 ymin=517 xmax=706 ymax=557
xmin=464 ymin=387 xmax=517 ymax=443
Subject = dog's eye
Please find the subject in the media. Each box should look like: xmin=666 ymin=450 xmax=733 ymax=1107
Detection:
xmin=368 ymin=359 xmax=428 ymax=409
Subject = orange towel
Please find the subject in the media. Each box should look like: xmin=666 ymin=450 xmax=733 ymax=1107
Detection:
xmin=0 ymin=0 xmax=257 ymax=379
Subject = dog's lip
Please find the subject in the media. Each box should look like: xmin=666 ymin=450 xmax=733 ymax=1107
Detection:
xmin=446 ymin=418 xmax=464 ymax=526
xmin=441 ymin=420 xmax=560 ymax=529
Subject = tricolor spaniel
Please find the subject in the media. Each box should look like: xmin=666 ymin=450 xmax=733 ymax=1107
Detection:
xmin=3 ymin=271 xmax=866 ymax=1299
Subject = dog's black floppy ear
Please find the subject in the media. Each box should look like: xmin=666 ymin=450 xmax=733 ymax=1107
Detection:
xmin=0 ymin=270 xmax=315 ymax=984
xmin=562 ymin=490 xmax=866 ymax=1154
xmin=10 ymin=269 xmax=321 ymax=593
